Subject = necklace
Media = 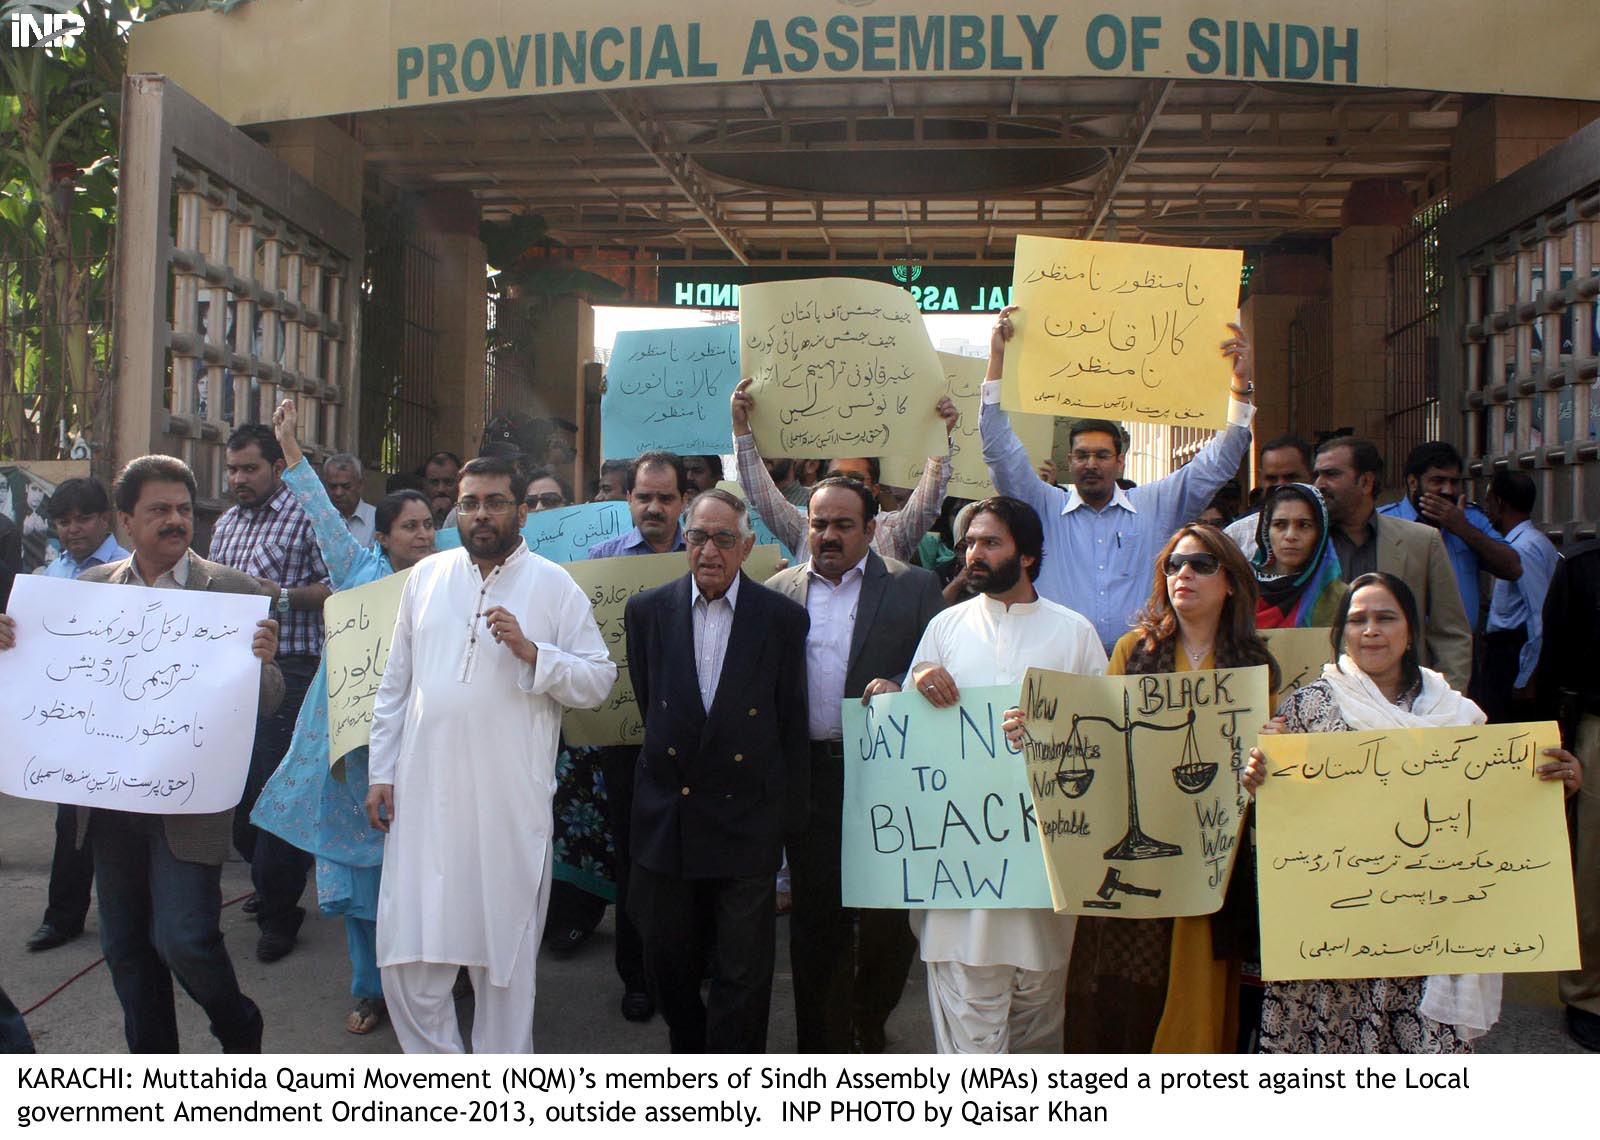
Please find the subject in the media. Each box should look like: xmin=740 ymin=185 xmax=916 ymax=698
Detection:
xmin=1181 ymin=639 xmax=1212 ymax=666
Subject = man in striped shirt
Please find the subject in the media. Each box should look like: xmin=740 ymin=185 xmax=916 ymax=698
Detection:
xmin=209 ymin=424 xmax=331 ymax=963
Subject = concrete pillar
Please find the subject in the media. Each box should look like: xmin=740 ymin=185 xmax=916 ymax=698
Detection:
xmin=529 ymin=294 xmax=594 ymax=496
xmin=1242 ymin=252 xmax=1331 ymax=464
xmin=1451 ymin=96 xmax=1600 ymax=205
xmin=1328 ymin=180 xmax=1409 ymax=444
xmin=259 ymin=119 xmax=363 ymax=216
xmin=419 ymin=191 xmax=488 ymax=466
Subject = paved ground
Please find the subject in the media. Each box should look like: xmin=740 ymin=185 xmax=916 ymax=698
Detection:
xmin=0 ymin=793 xmax=1582 ymax=1054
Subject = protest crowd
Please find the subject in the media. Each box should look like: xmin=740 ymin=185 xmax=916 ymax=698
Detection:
xmin=2 ymin=298 xmax=1597 ymax=1061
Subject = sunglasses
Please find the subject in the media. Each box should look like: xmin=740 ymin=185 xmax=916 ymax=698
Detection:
xmin=1164 ymin=552 xmax=1221 ymax=576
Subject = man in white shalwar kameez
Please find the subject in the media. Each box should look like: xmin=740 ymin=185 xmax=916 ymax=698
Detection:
xmin=883 ymin=497 xmax=1106 ymax=1053
xmin=366 ymin=457 xmax=615 ymax=1053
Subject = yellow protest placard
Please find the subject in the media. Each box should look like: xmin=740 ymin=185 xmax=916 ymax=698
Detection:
xmin=1000 ymin=235 xmax=1242 ymax=428
xmin=1262 ymin=627 xmax=1336 ymax=698
xmin=561 ymin=545 xmax=782 ymax=747
xmin=1256 ymin=722 xmax=1581 ymax=981
xmin=739 ymin=277 xmax=946 ymax=459
xmin=1019 ymin=664 xmax=1269 ymax=917
xmin=882 ymin=351 xmax=1055 ymax=498
xmin=324 ymin=567 xmax=414 ymax=766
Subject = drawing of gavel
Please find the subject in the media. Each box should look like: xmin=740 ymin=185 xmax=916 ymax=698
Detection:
xmin=1082 ymin=866 xmax=1163 ymax=909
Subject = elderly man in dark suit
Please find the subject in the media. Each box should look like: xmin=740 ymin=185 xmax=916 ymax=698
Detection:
xmin=625 ymin=487 xmax=809 ymax=1053
xmin=766 ymin=476 xmax=944 ymax=1052
xmin=1 ymin=455 xmax=284 ymax=1052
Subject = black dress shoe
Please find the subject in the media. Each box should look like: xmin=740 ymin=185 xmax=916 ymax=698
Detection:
xmin=1568 ymin=1005 xmax=1600 ymax=1052
xmin=544 ymin=924 xmax=593 ymax=957
xmin=620 ymin=989 xmax=655 ymax=1022
xmin=240 ymin=894 xmax=260 ymax=915
xmin=255 ymin=930 xmax=296 ymax=963
xmin=26 ymin=923 xmax=80 ymax=952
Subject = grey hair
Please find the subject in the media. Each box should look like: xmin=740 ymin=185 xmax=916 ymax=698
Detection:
xmin=324 ymin=453 xmax=363 ymax=479
xmin=688 ymin=487 xmax=753 ymax=539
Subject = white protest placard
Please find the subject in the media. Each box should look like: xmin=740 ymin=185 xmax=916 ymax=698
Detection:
xmin=0 ymin=575 xmax=269 ymax=814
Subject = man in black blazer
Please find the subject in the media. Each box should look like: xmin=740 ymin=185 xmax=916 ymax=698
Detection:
xmin=625 ymin=488 xmax=809 ymax=1053
xmin=766 ymin=476 xmax=944 ymax=1052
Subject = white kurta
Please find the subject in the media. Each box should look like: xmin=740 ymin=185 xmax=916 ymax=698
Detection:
xmin=369 ymin=543 xmax=616 ymax=987
xmin=907 ymin=593 xmax=1107 ymax=971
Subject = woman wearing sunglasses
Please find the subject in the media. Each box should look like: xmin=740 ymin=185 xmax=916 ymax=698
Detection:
xmin=1055 ymin=524 xmax=1279 ymax=1052
xmin=1253 ymin=483 xmax=1345 ymax=629
xmin=1242 ymin=572 xmax=1582 ymax=1052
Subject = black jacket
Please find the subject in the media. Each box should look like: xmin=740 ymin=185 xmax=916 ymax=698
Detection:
xmin=625 ymin=571 xmax=809 ymax=878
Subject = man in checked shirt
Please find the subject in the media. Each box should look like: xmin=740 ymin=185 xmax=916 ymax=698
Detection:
xmin=209 ymin=423 xmax=333 ymax=963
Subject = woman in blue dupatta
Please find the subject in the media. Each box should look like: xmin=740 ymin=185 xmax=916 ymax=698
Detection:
xmin=1252 ymin=483 xmax=1345 ymax=629
xmin=252 ymin=398 xmax=437 ymax=1035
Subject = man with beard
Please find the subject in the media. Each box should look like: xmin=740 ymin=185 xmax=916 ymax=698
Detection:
xmin=766 ymin=477 xmax=944 ymax=1052
xmin=209 ymin=424 xmax=331 ymax=962
xmin=765 ymin=456 xmax=812 ymax=508
xmin=584 ymin=450 xmax=689 ymax=1021
xmin=365 ymin=456 xmax=615 ymax=1053
xmin=868 ymin=496 xmax=1106 ymax=1052
xmin=1378 ymin=440 xmax=1521 ymax=626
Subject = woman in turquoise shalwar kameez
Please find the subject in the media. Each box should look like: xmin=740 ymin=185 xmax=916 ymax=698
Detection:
xmin=252 ymin=398 xmax=437 ymax=1035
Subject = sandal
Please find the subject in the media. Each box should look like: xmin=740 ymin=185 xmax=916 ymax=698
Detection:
xmin=345 ymin=998 xmax=387 ymax=1035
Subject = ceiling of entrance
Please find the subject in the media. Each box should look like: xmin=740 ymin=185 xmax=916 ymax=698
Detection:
xmin=347 ymin=76 xmax=1459 ymax=264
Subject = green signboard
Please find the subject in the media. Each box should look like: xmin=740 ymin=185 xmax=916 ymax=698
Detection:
xmin=656 ymin=264 xmax=1015 ymax=312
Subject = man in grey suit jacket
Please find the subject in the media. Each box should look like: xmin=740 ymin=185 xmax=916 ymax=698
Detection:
xmin=1 ymin=455 xmax=284 ymax=1052
xmin=766 ymin=476 xmax=945 ymax=1052
xmin=1314 ymin=438 xmax=1473 ymax=691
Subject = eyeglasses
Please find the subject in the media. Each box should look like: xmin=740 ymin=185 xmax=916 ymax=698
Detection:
xmin=1165 ymin=552 xmax=1221 ymax=576
xmin=685 ymin=528 xmax=741 ymax=550
xmin=1071 ymin=449 xmax=1116 ymax=464
xmin=456 ymin=497 xmax=518 ymax=515
xmin=525 ymin=492 xmax=566 ymax=509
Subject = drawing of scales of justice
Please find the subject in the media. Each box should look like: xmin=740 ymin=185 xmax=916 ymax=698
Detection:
xmin=1051 ymin=688 xmax=1218 ymax=910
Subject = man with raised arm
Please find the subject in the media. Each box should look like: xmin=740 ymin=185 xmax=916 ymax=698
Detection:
xmin=981 ymin=307 xmax=1254 ymax=653
xmin=731 ymin=379 xmax=958 ymax=563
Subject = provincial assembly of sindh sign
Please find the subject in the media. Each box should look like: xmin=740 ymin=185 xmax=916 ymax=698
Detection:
xmin=129 ymin=1 xmax=1600 ymax=127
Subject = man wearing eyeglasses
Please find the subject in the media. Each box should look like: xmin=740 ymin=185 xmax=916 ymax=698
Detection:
xmin=365 ymin=456 xmax=616 ymax=1053
xmin=624 ymin=488 xmax=810 ymax=1052
xmin=982 ymin=307 xmax=1255 ymax=655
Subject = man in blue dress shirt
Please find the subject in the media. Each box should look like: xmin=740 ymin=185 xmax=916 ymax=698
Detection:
xmin=26 ymin=477 xmax=129 ymax=953
xmin=980 ymin=307 xmax=1256 ymax=654
xmin=1377 ymin=441 xmax=1521 ymax=627
xmin=1477 ymin=471 xmax=1558 ymax=723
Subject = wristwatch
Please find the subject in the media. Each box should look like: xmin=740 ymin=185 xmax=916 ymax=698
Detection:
xmin=276 ymin=588 xmax=291 ymax=615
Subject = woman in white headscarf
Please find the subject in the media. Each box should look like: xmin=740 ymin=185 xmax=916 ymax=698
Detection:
xmin=1243 ymin=571 xmax=1582 ymax=1052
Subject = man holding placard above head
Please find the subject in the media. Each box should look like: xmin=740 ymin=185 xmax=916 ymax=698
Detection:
xmin=983 ymin=307 xmax=1255 ymax=655
xmin=0 ymin=454 xmax=285 ymax=1053
xmin=766 ymin=476 xmax=944 ymax=1053
xmin=364 ymin=456 xmax=615 ymax=1053
xmin=625 ymin=488 xmax=810 ymax=1052
xmin=870 ymin=496 xmax=1106 ymax=1053
xmin=731 ymin=377 xmax=957 ymax=563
